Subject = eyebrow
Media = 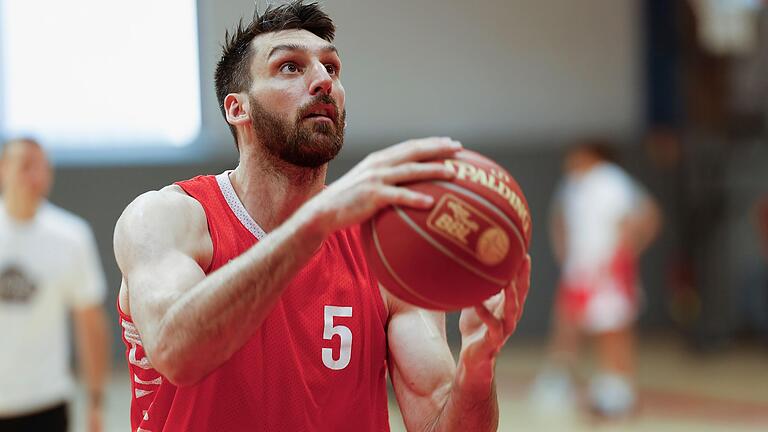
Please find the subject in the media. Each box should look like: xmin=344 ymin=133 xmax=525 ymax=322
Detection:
xmin=267 ymin=43 xmax=338 ymax=60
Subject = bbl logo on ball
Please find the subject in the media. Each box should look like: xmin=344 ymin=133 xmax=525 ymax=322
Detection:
xmin=427 ymin=194 xmax=510 ymax=267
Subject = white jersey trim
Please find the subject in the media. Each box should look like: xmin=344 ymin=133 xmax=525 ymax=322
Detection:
xmin=135 ymin=388 xmax=154 ymax=399
xmin=215 ymin=171 xmax=267 ymax=240
xmin=134 ymin=374 xmax=162 ymax=386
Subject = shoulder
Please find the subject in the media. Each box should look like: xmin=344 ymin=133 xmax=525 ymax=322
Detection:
xmin=41 ymin=202 xmax=87 ymax=227
xmin=39 ymin=202 xmax=94 ymax=245
xmin=114 ymin=185 xmax=210 ymax=265
xmin=116 ymin=185 xmax=207 ymax=238
xmin=586 ymin=163 xmax=631 ymax=192
xmin=596 ymin=163 xmax=632 ymax=185
xmin=607 ymin=164 xmax=644 ymax=195
xmin=120 ymin=185 xmax=204 ymax=223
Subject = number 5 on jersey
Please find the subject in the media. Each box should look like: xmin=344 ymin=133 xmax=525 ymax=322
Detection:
xmin=322 ymin=306 xmax=352 ymax=370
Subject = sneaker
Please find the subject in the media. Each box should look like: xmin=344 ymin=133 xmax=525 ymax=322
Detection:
xmin=588 ymin=373 xmax=635 ymax=417
xmin=529 ymin=367 xmax=578 ymax=416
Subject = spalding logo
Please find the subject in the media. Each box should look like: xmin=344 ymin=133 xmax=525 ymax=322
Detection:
xmin=427 ymin=194 xmax=510 ymax=266
xmin=444 ymin=159 xmax=531 ymax=237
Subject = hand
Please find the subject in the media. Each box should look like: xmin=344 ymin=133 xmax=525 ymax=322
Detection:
xmin=87 ymin=403 xmax=103 ymax=432
xmin=457 ymin=255 xmax=531 ymax=387
xmin=303 ymin=137 xmax=461 ymax=235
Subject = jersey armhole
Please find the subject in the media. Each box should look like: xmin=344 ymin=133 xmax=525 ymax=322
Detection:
xmin=173 ymin=182 xmax=218 ymax=274
xmin=369 ymin=271 xmax=389 ymax=327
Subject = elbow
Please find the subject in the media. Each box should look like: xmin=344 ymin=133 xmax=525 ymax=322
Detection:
xmin=147 ymin=340 xmax=206 ymax=387
xmin=162 ymin=364 xmax=204 ymax=388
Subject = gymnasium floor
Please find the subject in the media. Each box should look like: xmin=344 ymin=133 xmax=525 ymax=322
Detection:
xmin=73 ymin=336 xmax=768 ymax=431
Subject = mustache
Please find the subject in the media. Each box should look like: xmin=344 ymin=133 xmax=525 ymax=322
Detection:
xmin=296 ymin=94 xmax=340 ymax=121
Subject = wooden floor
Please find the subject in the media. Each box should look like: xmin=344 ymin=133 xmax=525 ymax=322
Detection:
xmin=74 ymin=337 xmax=768 ymax=431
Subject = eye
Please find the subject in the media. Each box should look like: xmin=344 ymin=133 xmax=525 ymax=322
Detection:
xmin=325 ymin=64 xmax=338 ymax=75
xmin=280 ymin=62 xmax=300 ymax=74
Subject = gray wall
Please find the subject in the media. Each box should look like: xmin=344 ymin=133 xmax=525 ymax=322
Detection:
xmin=193 ymin=0 xmax=642 ymax=161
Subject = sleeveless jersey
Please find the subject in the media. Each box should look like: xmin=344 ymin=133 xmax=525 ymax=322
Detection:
xmin=118 ymin=172 xmax=390 ymax=432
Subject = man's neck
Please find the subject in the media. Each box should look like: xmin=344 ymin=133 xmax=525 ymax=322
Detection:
xmin=229 ymin=149 xmax=327 ymax=233
xmin=1 ymin=193 xmax=40 ymax=222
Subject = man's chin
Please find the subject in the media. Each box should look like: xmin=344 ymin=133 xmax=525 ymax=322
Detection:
xmin=284 ymin=155 xmax=336 ymax=169
xmin=280 ymin=145 xmax=342 ymax=169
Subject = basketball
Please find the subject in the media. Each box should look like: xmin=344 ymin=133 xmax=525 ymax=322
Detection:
xmin=361 ymin=149 xmax=532 ymax=311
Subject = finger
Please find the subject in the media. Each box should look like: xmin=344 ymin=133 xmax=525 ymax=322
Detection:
xmin=376 ymin=185 xmax=435 ymax=209
xmin=377 ymin=162 xmax=456 ymax=185
xmin=474 ymin=303 xmax=504 ymax=345
xmin=380 ymin=137 xmax=462 ymax=166
xmin=503 ymin=280 xmax=521 ymax=335
xmin=513 ymin=255 xmax=532 ymax=324
xmin=514 ymin=256 xmax=531 ymax=324
xmin=503 ymin=256 xmax=531 ymax=334
xmin=484 ymin=290 xmax=505 ymax=318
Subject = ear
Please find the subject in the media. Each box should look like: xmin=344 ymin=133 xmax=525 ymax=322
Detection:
xmin=224 ymin=93 xmax=250 ymax=127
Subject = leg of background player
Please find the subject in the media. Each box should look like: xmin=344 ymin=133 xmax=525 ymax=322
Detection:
xmin=529 ymin=308 xmax=581 ymax=415
xmin=590 ymin=326 xmax=636 ymax=417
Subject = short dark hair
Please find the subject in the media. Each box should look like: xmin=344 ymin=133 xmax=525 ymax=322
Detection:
xmin=214 ymin=1 xmax=336 ymax=148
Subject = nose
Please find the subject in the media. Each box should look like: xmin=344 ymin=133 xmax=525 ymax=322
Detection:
xmin=308 ymin=62 xmax=332 ymax=96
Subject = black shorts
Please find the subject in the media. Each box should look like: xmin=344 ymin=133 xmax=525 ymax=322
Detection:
xmin=0 ymin=403 xmax=69 ymax=432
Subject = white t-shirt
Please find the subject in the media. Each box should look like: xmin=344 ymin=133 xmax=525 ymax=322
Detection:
xmin=556 ymin=162 xmax=643 ymax=279
xmin=0 ymin=200 xmax=106 ymax=416
xmin=554 ymin=163 xmax=646 ymax=332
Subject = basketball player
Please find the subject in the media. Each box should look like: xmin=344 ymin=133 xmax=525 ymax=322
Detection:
xmin=0 ymin=139 xmax=109 ymax=432
xmin=113 ymin=1 xmax=531 ymax=431
xmin=530 ymin=140 xmax=660 ymax=417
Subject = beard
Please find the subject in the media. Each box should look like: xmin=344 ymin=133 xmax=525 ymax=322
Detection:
xmin=248 ymin=94 xmax=346 ymax=169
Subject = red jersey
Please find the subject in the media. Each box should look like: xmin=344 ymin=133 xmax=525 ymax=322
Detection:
xmin=119 ymin=172 xmax=390 ymax=431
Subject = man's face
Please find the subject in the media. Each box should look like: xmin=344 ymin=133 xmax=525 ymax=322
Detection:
xmin=0 ymin=141 xmax=52 ymax=203
xmin=245 ymin=30 xmax=346 ymax=168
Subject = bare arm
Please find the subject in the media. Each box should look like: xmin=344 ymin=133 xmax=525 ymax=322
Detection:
xmin=387 ymin=303 xmax=499 ymax=432
xmin=73 ymin=305 xmax=110 ymax=410
xmin=389 ymin=257 xmax=531 ymax=431
xmin=115 ymin=188 xmax=331 ymax=385
xmin=114 ymin=138 xmax=462 ymax=386
xmin=387 ymin=303 xmax=457 ymax=431
xmin=549 ymin=204 xmax=566 ymax=265
xmin=621 ymin=195 xmax=662 ymax=255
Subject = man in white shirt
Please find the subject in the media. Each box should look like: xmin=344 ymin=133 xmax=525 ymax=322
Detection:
xmin=0 ymin=138 xmax=109 ymax=432
xmin=531 ymin=140 xmax=661 ymax=417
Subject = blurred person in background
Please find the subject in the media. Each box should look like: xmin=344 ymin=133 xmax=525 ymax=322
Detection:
xmin=530 ymin=139 xmax=661 ymax=418
xmin=0 ymin=138 xmax=109 ymax=432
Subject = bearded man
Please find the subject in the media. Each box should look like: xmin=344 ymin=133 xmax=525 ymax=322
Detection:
xmin=114 ymin=2 xmax=531 ymax=430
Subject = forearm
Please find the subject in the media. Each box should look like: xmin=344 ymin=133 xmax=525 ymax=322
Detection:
xmin=75 ymin=308 xmax=110 ymax=405
xmin=549 ymin=211 xmax=566 ymax=265
xmin=152 ymin=208 xmax=327 ymax=384
xmin=431 ymin=358 xmax=499 ymax=432
xmin=627 ymin=200 xmax=662 ymax=254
